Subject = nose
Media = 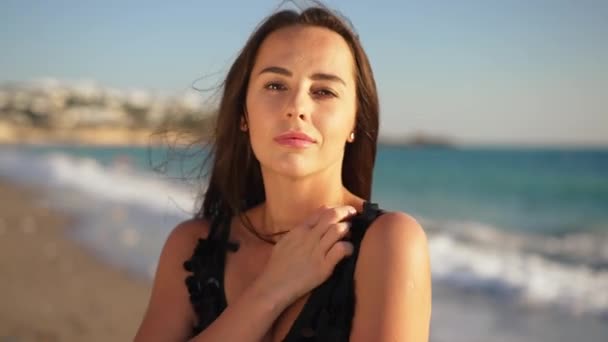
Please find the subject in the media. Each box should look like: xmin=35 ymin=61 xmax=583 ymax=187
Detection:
xmin=284 ymin=86 xmax=311 ymax=121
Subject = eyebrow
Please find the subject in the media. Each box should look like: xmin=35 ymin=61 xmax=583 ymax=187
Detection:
xmin=258 ymin=66 xmax=346 ymax=86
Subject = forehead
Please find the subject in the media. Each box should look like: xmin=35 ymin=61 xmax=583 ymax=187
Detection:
xmin=253 ymin=25 xmax=354 ymax=81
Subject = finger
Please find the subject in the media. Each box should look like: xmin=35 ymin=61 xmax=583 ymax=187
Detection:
xmin=301 ymin=204 xmax=332 ymax=229
xmin=324 ymin=241 xmax=354 ymax=269
xmin=311 ymin=206 xmax=357 ymax=237
xmin=318 ymin=221 xmax=351 ymax=253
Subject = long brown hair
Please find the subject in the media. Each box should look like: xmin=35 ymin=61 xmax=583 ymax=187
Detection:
xmin=196 ymin=5 xmax=380 ymax=232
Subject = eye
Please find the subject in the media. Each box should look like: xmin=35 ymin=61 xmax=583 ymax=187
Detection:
xmin=312 ymin=88 xmax=337 ymax=98
xmin=264 ymin=82 xmax=287 ymax=91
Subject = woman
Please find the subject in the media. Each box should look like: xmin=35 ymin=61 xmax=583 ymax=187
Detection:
xmin=135 ymin=4 xmax=431 ymax=342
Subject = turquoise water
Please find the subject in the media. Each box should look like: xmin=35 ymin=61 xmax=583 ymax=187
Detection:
xmin=375 ymin=146 xmax=608 ymax=234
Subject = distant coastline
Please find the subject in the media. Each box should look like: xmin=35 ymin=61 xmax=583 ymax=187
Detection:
xmin=0 ymin=122 xmax=159 ymax=146
xmin=379 ymin=133 xmax=456 ymax=148
xmin=1 ymin=80 xmax=456 ymax=148
xmin=0 ymin=122 xmax=208 ymax=147
xmin=0 ymin=80 xmax=212 ymax=147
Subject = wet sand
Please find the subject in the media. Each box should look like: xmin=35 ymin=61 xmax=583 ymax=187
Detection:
xmin=0 ymin=180 xmax=151 ymax=342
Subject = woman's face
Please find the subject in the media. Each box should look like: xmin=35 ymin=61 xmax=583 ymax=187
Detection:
xmin=245 ymin=24 xmax=357 ymax=178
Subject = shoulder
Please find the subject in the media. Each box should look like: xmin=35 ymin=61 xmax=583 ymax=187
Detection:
xmin=152 ymin=218 xmax=212 ymax=291
xmin=134 ymin=218 xmax=211 ymax=341
xmin=157 ymin=218 xmax=212 ymax=270
xmin=355 ymin=211 xmax=430 ymax=289
xmin=360 ymin=211 xmax=428 ymax=260
xmin=154 ymin=218 xmax=213 ymax=292
xmin=164 ymin=218 xmax=211 ymax=252
xmin=350 ymin=211 xmax=432 ymax=341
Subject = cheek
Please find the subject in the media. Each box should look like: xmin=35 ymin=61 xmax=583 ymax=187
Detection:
xmin=316 ymin=106 xmax=356 ymax=140
xmin=245 ymin=97 xmax=282 ymax=159
xmin=246 ymin=94 xmax=270 ymax=129
xmin=247 ymin=95 xmax=286 ymax=131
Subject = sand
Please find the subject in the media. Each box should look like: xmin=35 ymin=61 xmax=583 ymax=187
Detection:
xmin=0 ymin=122 xmax=201 ymax=147
xmin=0 ymin=180 xmax=152 ymax=342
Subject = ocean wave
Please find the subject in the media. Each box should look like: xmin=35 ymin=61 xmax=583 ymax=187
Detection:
xmin=0 ymin=148 xmax=198 ymax=217
xmin=424 ymin=218 xmax=608 ymax=317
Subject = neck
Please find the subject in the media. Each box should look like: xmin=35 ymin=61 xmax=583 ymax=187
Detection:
xmin=259 ymin=166 xmax=351 ymax=236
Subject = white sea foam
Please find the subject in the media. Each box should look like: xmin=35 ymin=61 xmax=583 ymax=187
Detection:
xmin=425 ymin=218 xmax=608 ymax=317
xmin=0 ymin=148 xmax=197 ymax=217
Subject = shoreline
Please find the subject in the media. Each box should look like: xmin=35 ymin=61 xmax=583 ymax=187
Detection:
xmin=0 ymin=122 xmax=203 ymax=147
xmin=0 ymin=179 xmax=151 ymax=341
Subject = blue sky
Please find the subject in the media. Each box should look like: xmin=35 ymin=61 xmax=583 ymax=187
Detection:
xmin=1 ymin=0 xmax=607 ymax=145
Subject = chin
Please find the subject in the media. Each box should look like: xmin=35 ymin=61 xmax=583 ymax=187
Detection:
xmin=266 ymin=156 xmax=317 ymax=178
xmin=277 ymin=163 xmax=315 ymax=179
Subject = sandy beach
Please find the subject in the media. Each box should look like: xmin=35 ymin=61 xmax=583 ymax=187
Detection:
xmin=0 ymin=122 xmax=206 ymax=147
xmin=0 ymin=179 xmax=151 ymax=341
xmin=0 ymin=123 xmax=160 ymax=147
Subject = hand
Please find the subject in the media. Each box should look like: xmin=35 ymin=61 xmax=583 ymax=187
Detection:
xmin=255 ymin=205 xmax=357 ymax=306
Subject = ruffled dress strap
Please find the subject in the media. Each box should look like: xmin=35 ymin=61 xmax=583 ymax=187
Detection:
xmin=183 ymin=217 xmax=239 ymax=337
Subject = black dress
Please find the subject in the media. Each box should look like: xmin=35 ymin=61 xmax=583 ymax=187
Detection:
xmin=183 ymin=201 xmax=385 ymax=341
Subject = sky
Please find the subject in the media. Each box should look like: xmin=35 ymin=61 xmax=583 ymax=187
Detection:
xmin=1 ymin=0 xmax=607 ymax=146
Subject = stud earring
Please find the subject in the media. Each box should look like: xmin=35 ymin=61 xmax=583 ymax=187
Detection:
xmin=348 ymin=132 xmax=355 ymax=142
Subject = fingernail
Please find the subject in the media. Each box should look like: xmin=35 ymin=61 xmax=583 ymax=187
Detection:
xmin=346 ymin=242 xmax=354 ymax=255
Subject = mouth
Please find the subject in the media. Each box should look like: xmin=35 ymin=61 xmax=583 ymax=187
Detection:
xmin=273 ymin=131 xmax=316 ymax=148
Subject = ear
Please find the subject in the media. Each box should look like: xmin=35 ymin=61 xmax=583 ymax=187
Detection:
xmin=240 ymin=116 xmax=248 ymax=131
xmin=240 ymin=105 xmax=249 ymax=131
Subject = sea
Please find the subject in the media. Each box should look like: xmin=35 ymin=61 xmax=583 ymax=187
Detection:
xmin=1 ymin=144 xmax=607 ymax=341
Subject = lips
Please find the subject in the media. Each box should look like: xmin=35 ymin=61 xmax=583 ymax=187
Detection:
xmin=273 ymin=131 xmax=316 ymax=148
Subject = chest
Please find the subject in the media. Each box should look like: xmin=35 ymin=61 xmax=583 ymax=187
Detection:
xmin=224 ymin=244 xmax=311 ymax=342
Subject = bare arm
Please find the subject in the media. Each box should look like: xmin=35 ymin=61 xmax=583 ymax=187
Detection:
xmin=349 ymin=212 xmax=432 ymax=342
xmin=134 ymin=220 xmax=201 ymax=341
